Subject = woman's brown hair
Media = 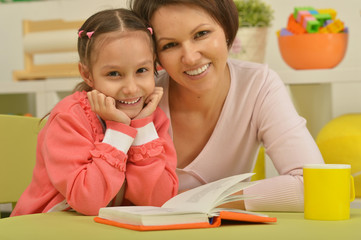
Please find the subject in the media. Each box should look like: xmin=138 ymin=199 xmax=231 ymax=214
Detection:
xmin=129 ymin=0 xmax=239 ymax=49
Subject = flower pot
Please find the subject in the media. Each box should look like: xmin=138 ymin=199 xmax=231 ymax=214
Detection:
xmin=229 ymin=27 xmax=268 ymax=63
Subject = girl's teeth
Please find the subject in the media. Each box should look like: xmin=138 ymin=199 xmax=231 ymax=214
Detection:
xmin=119 ymin=97 xmax=141 ymax=105
xmin=186 ymin=64 xmax=209 ymax=76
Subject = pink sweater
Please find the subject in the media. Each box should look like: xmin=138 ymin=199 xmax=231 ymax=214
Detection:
xmin=157 ymin=59 xmax=324 ymax=212
xmin=11 ymin=91 xmax=178 ymax=216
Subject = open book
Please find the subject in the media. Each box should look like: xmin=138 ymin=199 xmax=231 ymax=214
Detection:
xmin=94 ymin=173 xmax=277 ymax=231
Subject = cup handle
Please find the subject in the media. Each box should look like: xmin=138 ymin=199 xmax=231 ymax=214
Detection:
xmin=350 ymin=175 xmax=355 ymax=202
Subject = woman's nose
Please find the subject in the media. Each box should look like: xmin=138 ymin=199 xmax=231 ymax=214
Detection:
xmin=181 ymin=43 xmax=201 ymax=65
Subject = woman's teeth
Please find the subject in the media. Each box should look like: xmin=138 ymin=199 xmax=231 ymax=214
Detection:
xmin=185 ymin=64 xmax=210 ymax=76
xmin=119 ymin=97 xmax=141 ymax=105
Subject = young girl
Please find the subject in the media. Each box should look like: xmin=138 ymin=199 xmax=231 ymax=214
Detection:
xmin=11 ymin=8 xmax=178 ymax=216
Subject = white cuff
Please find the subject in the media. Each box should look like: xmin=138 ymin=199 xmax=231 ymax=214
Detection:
xmin=132 ymin=122 xmax=159 ymax=146
xmin=103 ymin=129 xmax=134 ymax=153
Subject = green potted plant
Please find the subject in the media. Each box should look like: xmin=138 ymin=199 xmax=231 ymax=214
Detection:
xmin=235 ymin=0 xmax=274 ymax=27
xmin=229 ymin=0 xmax=274 ymax=63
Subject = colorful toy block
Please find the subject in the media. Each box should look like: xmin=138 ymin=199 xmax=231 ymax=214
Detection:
xmin=305 ymin=19 xmax=321 ymax=33
xmin=326 ymin=19 xmax=344 ymax=33
xmin=317 ymin=9 xmax=337 ymax=19
xmin=308 ymin=10 xmax=319 ymax=15
xmin=280 ymin=28 xmax=293 ymax=36
xmin=300 ymin=13 xmax=313 ymax=26
xmin=278 ymin=6 xmax=346 ymax=36
xmin=313 ymin=13 xmax=332 ymax=26
xmin=293 ymin=6 xmax=316 ymax=19
xmin=324 ymin=19 xmax=333 ymax=27
xmin=319 ymin=19 xmax=345 ymax=33
xmin=276 ymin=29 xmax=281 ymax=37
xmin=319 ymin=27 xmax=329 ymax=34
xmin=297 ymin=10 xmax=312 ymax=23
xmin=287 ymin=14 xmax=306 ymax=34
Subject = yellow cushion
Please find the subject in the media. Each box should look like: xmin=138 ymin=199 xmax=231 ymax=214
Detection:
xmin=252 ymin=147 xmax=265 ymax=181
xmin=316 ymin=114 xmax=361 ymax=197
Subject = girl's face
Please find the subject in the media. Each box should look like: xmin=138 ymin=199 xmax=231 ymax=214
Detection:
xmin=151 ymin=4 xmax=229 ymax=95
xmin=85 ymin=31 xmax=155 ymax=119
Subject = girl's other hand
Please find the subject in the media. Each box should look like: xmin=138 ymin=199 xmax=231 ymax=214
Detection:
xmin=87 ymin=90 xmax=131 ymax=125
xmin=134 ymin=87 xmax=163 ymax=120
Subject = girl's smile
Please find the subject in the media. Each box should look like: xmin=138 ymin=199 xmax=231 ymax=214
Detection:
xmin=118 ymin=97 xmax=142 ymax=105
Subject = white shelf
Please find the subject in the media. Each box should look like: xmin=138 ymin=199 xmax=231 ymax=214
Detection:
xmin=0 ymin=81 xmax=44 ymax=94
xmin=0 ymin=78 xmax=81 ymax=94
xmin=44 ymin=78 xmax=82 ymax=91
xmin=0 ymin=78 xmax=82 ymax=117
xmin=279 ymin=68 xmax=361 ymax=85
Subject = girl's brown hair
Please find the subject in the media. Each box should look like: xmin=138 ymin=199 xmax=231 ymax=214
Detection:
xmin=74 ymin=8 xmax=156 ymax=92
xmin=129 ymin=0 xmax=239 ymax=49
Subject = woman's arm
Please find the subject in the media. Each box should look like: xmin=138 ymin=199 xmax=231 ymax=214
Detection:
xmin=245 ymin=69 xmax=324 ymax=212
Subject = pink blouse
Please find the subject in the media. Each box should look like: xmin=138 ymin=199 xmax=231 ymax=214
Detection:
xmin=157 ymin=59 xmax=324 ymax=212
xmin=11 ymin=91 xmax=178 ymax=216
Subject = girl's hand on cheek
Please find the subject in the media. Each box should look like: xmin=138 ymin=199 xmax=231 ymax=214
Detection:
xmin=134 ymin=87 xmax=163 ymax=120
xmin=87 ymin=90 xmax=131 ymax=125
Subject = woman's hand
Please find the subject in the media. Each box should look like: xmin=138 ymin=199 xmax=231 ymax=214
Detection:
xmin=87 ymin=90 xmax=131 ymax=125
xmin=134 ymin=87 xmax=163 ymax=120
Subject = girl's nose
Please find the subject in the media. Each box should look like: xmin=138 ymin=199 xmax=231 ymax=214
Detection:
xmin=122 ymin=77 xmax=138 ymax=95
xmin=181 ymin=43 xmax=201 ymax=66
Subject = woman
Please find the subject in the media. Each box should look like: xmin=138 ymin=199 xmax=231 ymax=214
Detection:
xmin=130 ymin=0 xmax=324 ymax=212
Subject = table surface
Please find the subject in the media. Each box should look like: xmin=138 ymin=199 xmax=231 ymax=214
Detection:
xmin=1 ymin=209 xmax=361 ymax=240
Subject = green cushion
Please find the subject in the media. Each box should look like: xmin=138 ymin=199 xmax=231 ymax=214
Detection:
xmin=0 ymin=114 xmax=45 ymax=205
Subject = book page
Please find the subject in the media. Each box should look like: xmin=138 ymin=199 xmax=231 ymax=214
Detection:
xmin=99 ymin=206 xmax=209 ymax=226
xmin=212 ymin=181 xmax=258 ymax=206
xmin=162 ymin=173 xmax=255 ymax=213
xmin=209 ymin=208 xmax=269 ymax=217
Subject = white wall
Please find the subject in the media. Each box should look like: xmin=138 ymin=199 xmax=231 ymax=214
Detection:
xmin=1 ymin=0 xmax=360 ymax=81
xmin=0 ymin=0 xmax=128 ymax=82
xmin=0 ymin=0 xmax=361 ymax=131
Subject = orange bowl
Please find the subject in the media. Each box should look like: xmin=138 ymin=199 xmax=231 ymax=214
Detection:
xmin=278 ymin=33 xmax=348 ymax=70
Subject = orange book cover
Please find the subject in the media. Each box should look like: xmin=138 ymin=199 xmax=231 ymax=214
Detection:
xmin=94 ymin=211 xmax=277 ymax=231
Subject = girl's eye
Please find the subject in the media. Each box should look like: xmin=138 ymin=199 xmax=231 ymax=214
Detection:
xmin=160 ymin=42 xmax=177 ymax=51
xmin=195 ymin=30 xmax=209 ymax=39
xmin=108 ymin=71 xmax=120 ymax=77
xmin=136 ymin=68 xmax=148 ymax=74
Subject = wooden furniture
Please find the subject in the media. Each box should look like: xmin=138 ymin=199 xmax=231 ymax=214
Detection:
xmin=13 ymin=19 xmax=83 ymax=81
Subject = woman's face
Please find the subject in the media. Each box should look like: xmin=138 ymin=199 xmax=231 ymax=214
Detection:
xmin=151 ymin=4 xmax=229 ymax=94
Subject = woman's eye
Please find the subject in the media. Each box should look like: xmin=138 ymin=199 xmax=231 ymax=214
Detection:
xmin=136 ymin=68 xmax=148 ymax=74
xmin=195 ymin=30 xmax=209 ymax=39
xmin=108 ymin=71 xmax=120 ymax=77
xmin=161 ymin=42 xmax=177 ymax=51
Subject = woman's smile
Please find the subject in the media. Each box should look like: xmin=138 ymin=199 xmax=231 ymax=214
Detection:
xmin=184 ymin=63 xmax=211 ymax=76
